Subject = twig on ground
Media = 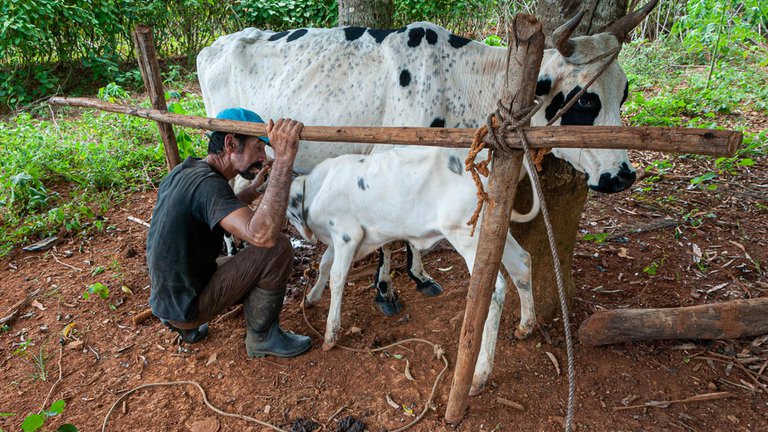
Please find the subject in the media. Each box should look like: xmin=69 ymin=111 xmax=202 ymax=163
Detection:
xmin=50 ymin=251 xmax=83 ymax=271
xmin=40 ymin=344 xmax=65 ymax=413
xmin=0 ymin=288 xmax=43 ymax=325
xmin=127 ymin=216 xmax=151 ymax=228
xmin=213 ymin=305 xmax=242 ymax=324
xmin=326 ymin=405 xmax=347 ymax=425
xmin=613 ymin=392 xmax=733 ymax=411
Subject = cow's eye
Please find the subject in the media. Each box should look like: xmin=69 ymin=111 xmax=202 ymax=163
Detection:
xmin=577 ymin=96 xmax=594 ymax=109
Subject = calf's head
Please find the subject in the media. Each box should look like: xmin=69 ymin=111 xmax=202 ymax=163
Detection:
xmin=287 ymin=176 xmax=316 ymax=242
xmin=532 ymin=0 xmax=657 ymax=193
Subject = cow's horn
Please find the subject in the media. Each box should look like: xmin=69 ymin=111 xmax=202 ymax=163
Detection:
xmin=604 ymin=0 xmax=659 ymax=41
xmin=552 ymin=11 xmax=584 ymax=58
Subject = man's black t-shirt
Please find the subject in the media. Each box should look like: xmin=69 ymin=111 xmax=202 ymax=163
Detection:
xmin=146 ymin=157 xmax=246 ymax=322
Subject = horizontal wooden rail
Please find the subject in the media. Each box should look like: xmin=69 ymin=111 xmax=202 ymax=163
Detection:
xmin=49 ymin=96 xmax=741 ymax=156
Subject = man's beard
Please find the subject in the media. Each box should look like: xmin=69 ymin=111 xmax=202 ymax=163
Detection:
xmin=237 ymin=161 xmax=263 ymax=180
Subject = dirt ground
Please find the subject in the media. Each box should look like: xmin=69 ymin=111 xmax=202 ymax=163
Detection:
xmin=1 ymin=135 xmax=767 ymax=431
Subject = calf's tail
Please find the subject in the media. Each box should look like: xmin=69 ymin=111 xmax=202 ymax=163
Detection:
xmin=509 ymin=160 xmax=541 ymax=223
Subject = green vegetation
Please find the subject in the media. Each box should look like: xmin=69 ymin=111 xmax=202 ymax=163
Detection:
xmin=14 ymin=399 xmax=77 ymax=432
xmin=0 ymin=84 xmax=208 ymax=257
xmin=622 ymin=0 xmax=767 ymax=201
xmin=0 ymin=0 xmax=766 ymax=257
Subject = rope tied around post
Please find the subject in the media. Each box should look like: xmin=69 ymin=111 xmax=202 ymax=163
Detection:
xmin=464 ymin=97 xmax=543 ymax=235
xmin=464 ymin=45 xmax=621 ymax=236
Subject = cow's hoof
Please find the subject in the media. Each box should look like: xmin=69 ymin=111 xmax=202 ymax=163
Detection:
xmin=514 ymin=324 xmax=534 ymax=340
xmin=375 ymin=297 xmax=403 ymax=316
xmin=322 ymin=341 xmax=336 ymax=351
xmin=417 ymin=281 xmax=444 ymax=297
xmin=469 ymin=382 xmax=485 ymax=396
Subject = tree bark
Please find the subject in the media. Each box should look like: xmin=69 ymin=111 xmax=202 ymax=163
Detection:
xmin=536 ymin=0 xmax=627 ymax=46
xmin=509 ymin=0 xmax=627 ymax=322
xmin=338 ymin=0 xmax=394 ymax=28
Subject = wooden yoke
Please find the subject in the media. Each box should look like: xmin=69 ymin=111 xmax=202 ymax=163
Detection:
xmin=132 ymin=25 xmax=180 ymax=171
xmin=444 ymin=15 xmax=545 ymax=423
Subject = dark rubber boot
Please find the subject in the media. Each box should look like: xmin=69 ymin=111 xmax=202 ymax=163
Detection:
xmin=244 ymin=287 xmax=312 ymax=358
xmin=161 ymin=319 xmax=209 ymax=344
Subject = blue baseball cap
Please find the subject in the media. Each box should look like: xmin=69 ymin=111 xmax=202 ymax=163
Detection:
xmin=215 ymin=107 xmax=270 ymax=144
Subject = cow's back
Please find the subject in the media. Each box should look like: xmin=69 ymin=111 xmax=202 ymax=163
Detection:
xmin=197 ymin=23 xmax=508 ymax=173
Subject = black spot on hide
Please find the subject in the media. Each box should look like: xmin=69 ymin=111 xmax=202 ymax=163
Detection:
xmin=448 ymin=155 xmax=462 ymax=175
xmin=287 ymin=29 xmax=308 ymax=42
xmin=289 ymin=194 xmax=302 ymax=209
xmin=367 ymin=28 xmax=396 ymax=43
xmin=561 ymin=86 xmax=602 ymax=126
xmin=536 ymin=78 xmax=552 ymax=96
xmin=448 ymin=34 xmax=471 ymax=48
xmin=408 ymin=28 xmax=425 ymax=47
xmin=430 ymin=118 xmax=445 ymax=128
xmin=545 ymin=92 xmax=565 ymax=122
xmin=425 ymin=29 xmax=438 ymax=44
xmin=268 ymin=31 xmax=289 ymax=41
xmin=329 ymin=220 xmax=334 ymax=226
xmin=399 ymin=69 xmax=411 ymax=87
xmin=344 ymin=26 xmax=366 ymax=41
xmin=342 ymin=234 xmax=351 ymax=243
xmin=357 ymin=177 xmax=368 ymax=190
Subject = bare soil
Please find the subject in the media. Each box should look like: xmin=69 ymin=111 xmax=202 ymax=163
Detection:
xmin=1 ymin=143 xmax=767 ymax=431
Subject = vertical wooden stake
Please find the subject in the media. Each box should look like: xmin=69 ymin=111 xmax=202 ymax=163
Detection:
xmin=133 ymin=25 xmax=180 ymax=172
xmin=444 ymin=15 xmax=545 ymax=424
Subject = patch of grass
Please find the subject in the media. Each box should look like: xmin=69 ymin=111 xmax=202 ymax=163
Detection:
xmin=0 ymin=84 xmax=208 ymax=256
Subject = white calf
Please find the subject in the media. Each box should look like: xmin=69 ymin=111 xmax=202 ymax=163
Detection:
xmin=287 ymin=146 xmax=535 ymax=394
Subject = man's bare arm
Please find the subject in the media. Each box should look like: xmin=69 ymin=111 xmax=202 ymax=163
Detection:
xmin=220 ymin=119 xmax=301 ymax=247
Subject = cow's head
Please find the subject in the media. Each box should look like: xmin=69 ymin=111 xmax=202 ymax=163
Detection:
xmin=532 ymin=0 xmax=657 ymax=193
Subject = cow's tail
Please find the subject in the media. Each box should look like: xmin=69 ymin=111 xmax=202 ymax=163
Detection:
xmin=509 ymin=160 xmax=541 ymax=223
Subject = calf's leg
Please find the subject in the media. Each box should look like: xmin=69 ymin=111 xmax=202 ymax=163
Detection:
xmin=323 ymin=225 xmax=363 ymax=350
xmin=306 ymin=247 xmax=333 ymax=305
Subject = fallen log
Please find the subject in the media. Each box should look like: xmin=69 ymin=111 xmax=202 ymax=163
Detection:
xmin=578 ymin=297 xmax=768 ymax=346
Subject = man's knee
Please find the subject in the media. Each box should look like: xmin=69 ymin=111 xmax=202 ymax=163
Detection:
xmin=272 ymin=233 xmax=294 ymax=262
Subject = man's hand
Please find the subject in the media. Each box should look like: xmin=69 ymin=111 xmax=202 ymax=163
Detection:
xmin=252 ymin=160 xmax=272 ymax=189
xmin=266 ymin=118 xmax=303 ymax=163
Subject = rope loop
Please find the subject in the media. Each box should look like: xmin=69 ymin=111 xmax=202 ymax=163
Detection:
xmin=464 ymin=97 xmax=543 ymax=235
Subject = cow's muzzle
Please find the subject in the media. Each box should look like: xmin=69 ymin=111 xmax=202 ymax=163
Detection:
xmin=590 ymin=162 xmax=636 ymax=193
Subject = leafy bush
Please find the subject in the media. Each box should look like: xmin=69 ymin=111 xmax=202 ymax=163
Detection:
xmin=0 ymin=85 xmax=208 ymax=256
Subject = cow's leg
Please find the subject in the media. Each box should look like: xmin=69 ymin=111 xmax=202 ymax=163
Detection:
xmin=224 ymin=232 xmax=239 ymax=256
xmin=373 ymin=245 xmax=403 ymax=316
xmin=405 ymin=241 xmax=444 ymax=297
xmin=470 ymin=233 xmax=535 ymax=395
xmin=306 ymin=247 xmax=333 ymax=305
xmin=324 ymin=226 xmax=363 ymax=350
xmin=444 ymin=228 xmax=533 ymax=396
xmin=501 ymin=234 xmax=535 ymax=340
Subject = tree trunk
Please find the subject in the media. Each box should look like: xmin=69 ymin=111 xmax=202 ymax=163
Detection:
xmin=536 ymin=0 xmax=627 ymax=46
xmin=509 ymin=0 xmax=625 ymax=321
xmin=338 ymin=0 xmax=394 ymax=28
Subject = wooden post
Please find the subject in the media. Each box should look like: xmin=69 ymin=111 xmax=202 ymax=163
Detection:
xmin=578 ymin=297 xmax=768 ymax=346
xmin=444 ymin=15 xmax=545 ymax=423
xmin=132 ymin=25 xmax=180 ymax=171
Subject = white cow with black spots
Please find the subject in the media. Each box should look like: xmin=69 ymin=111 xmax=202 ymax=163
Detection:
xmin=286 ymin=146 xmax=535 ymax=394
xmin=197 ymin=1 xmax=657 ymax=393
